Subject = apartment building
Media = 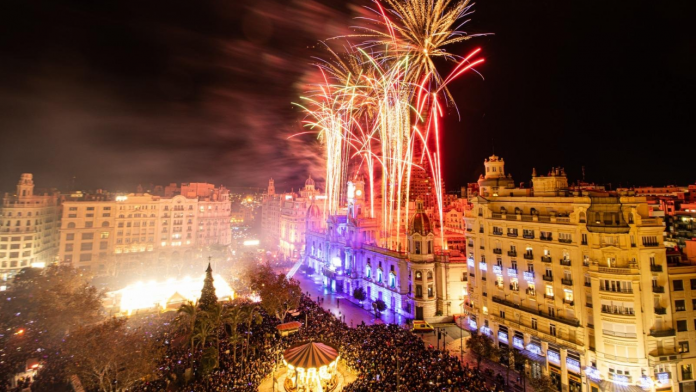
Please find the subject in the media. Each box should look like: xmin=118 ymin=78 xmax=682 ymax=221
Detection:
xmin=59 ymin=183 xmax=231 ymax=274
xmin=0 ymin=174 xmax=61 ymax=280
xmin=464 ymin=155 xmax=674 ymax=392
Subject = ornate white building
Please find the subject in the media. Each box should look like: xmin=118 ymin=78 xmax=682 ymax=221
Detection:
xmin=305 ymin=177 xmax=468 ymax=321
xmin=464 ymin=155 xmax=679 ymax=392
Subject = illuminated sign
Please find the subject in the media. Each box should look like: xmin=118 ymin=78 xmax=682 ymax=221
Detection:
xmin=548 ymin=350 xmax=561 ymax=365
xmin=479 ymin=262 xmax=488 ymax=272
xmin=31 ymin=262 xmax=46 ymax=269
xmin=468 ymin=319 xmax=477 ymax=330
xmin=480 ymin=326 xmax=491 ymax=336
xmin=585 ymin=367 xmax=601 ymax=381
xmin=523 ymin=271 xmax=535 ymax=281
xmin=507 ymin=268 xmax=517 ymax=277
xmin=566 ymin=358 xmax=581 ymax=374
xmin=657 ymin=372 xmax=670 ymax=386
xmin=612 ymin=374 xmax=629 ymax=385
xmin=492 ymin=265 xmax=502 ymax=275
xmin=526 ymin=343 xmax=542 ymax=356
xmin=115 ymin=196 xmax=128 ymax=202
xmin=513 ymin=336 xmax=524 ymax=349
xmin=243 ymin=240 xmax=260 ymax=246
xmin=498 ymin=331 xmax=508 ymax=343
xmin=639 ymin=375 xmax=654 ymax=390
xmin=468 ymin=258 xmax=475 ymax=267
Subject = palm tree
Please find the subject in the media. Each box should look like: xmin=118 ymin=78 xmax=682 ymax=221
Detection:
xmin=192 ymin=315 xmax=217 ymax=353
xmin=221 ymin=304 xmax=246 ymax=363
xmin=241 ymin=304 xmax=263 ymax=363
xmin=177 ymin=301 xmax=199 ymax=355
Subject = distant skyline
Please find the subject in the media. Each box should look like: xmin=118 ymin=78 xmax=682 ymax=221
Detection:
xmin=0 ymin=0 xmax=693 ymax=192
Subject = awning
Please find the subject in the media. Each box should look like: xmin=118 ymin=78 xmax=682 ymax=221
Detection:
xmin=283 ymin=342 xmax=339 ymax=369
xmin=276 ymin=321 xmax=302 ymax=332
xmin=599 ymin=380 xmax=646 ymax=392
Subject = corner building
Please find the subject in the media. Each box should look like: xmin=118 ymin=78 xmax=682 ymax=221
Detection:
xmin=0 ymin=174 xmax=61 ymax=280
xmin=464 ymin=155 xmax=676 ymax=392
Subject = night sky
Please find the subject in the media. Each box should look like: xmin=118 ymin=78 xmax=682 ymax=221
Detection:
xmin=0 ymin=0 xmax=693 ymax=193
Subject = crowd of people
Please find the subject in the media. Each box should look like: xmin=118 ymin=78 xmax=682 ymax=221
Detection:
xmin=125 ymin=291 xmax=506 ymax=392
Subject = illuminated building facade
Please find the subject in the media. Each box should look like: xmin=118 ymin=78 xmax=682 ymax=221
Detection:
xmin=306 ymin=178 xmax=468 ymax=321
xmin=261 ymin=176 xmax=325 ymax=259
xmin=58 ymin=183 xmax=230 ymax=274
xmin=0 ymin=174 xmax=61 ymax=280
xmin=464 ymin=155 xmax=678 ymax=392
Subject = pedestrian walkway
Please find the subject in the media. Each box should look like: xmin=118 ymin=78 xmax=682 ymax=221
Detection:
xmin=294 ymin=271 xmax=399 ymax=327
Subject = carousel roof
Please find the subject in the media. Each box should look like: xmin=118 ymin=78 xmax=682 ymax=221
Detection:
xmin=283 ymin=341 xmax=339 ymax=369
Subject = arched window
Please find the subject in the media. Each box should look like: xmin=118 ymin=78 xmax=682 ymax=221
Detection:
xmin=427 ymin=271 xmax=433 ymax=280
xmin=415 ymin=271 xmax=422 ymax=281
xmin=579 ymin=212 xmax=586 ymax=223
xmin=67 ymin=222 xmax=76 ymax=229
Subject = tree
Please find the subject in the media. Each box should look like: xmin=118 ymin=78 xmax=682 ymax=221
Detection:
xmin=372 ymin=299 xmax=387 ymax=317
xmin=353 ymin=287 xmax=366 ymax=307
xmin=220 ymin=301 xmax=246 ymax=363
xmin=0 ymin=265 xmax=103 ymax=385
xmin=511 ymin=348 xmax=528 ymax=387
xmin=64 ymin=318 xmax=162 ymax=392
xmin=465 ymin=331 xmax=498 ymax=368
xmin=529 ymin=375 xmax=556 ymax=392
xmin=249 ymin=264 xmax=301 ymax=322
xmin=241 ymin=304 xmax=263 ymax=363
xmin=198 ymin=263 xmax=218 ymax=312
xmin=177 ymin=300 xmax=200 ymax=359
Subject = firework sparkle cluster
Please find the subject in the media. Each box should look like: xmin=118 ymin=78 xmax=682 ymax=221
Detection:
xmin=295 ymin=0 xmax=485 ymax=250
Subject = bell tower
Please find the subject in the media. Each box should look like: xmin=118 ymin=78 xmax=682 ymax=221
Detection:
xmin=17 ymin=173 xmax=34 ymax=198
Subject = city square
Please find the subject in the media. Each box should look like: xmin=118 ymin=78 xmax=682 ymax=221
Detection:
xmin=0 ymin=0 xmax=693 ymax=391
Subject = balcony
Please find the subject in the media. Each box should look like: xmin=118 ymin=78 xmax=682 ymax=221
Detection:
xmin=599 ymin=287 xmax=633 ymax=294
xmin=651 ymin=264 xmax=663 ymax=272
xmin=603 ymin=330 xmax=637 ymax=338
xmin=542 ymin=275 xmax=554 ymax=282
xmin=493 ymin=248 xmax=502 ymax=254
xmin=541 ymin=256 xmax=552 ymax=263
xmin=492 ymin=295 xmax=580 ymax=327
xmin=560 ymin=259 xmax=572 ymax=266
xmin=601 ymin=306 xmax=635 ymax=316
xmin=540 ymin=236 xmax=553 ymax=242
xmin=493 ymin=231 xmax=503 ymax=236
xmin=652 ymin=286 xmax=665 ymax=293
xmin=649 ymin=329 xmax=676 ymax=338
xmin=559 ymin=238 xmax=572 ymax=244
xmin=643 ymin=242 xmax=660 ymax=247
xmin=563 ymin=299 xmax=574 ymax=306
xmin=509 ymin=284 xmax=520 ymax=292
xmin=508 ymin=250 xmax=517 ymax=257
xmin=544 ymin=293 xmax=554 ymax=299
xmin=525 ymin=288 xmax=536 ymax=296
xmin=523 ymin=253 xmax=534 ymax=260
xmin=655 ymin=307 xmax=667 ymax=315
xmin=561 ymin=278 xmax=573 ymax=286
xmin=523 ymin=233 xmax=535 ymax=239
xmin=586 ymin=302 xmax=593 ymax=308
xmin=507 ymin=232 xmax=518 ymax=238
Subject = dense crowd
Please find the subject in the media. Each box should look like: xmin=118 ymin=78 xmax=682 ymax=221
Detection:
xmin=19 ymin=290 xmax=505 ymax=392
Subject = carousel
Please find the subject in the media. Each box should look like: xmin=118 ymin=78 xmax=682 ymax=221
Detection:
xmin=282 ymin=341 xmax=340 ymax=392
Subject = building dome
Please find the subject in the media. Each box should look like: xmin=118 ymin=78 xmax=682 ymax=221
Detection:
xmin=410 ymin=199 xmax=432 ymax=235
xmin=305 ymin=175 xmax=315 ymax=187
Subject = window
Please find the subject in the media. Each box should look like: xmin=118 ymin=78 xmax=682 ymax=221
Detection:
xmin=531 ymin=318 xmax=538 ymax=330
xmin=500 ymin=310 xmax=506 ymax=319
xmin=682 ymin=364 xmax=693 ymax=381
xmin=691 ymin=279 xmax=696 ymax=290
xmin=416 ymin=285 xmax=423 ymax=297
xmin=677 ymin=320 xmax=688 ymax=332
xmin=67 ymin=222 xmax=76 ymax=228
xmin=100 ymin=232 xmax=109 ymax=239
xmin=676 ymin=300 xmax=686 ymax=312
xmin=99 ymin=242 xmax=108 ymax=250
xmin=550 ymin=324 xmax=557 ymax=336
xmin=82 ymin=233 xmax=94 ymax=240
xmin=581 ymin=233 xmax=588 ymax=245
xmin=65 ymin=244 xmax=73 ymax=252
xmin=80 ymin=243 xmax=92 ymax=251
xmin=679 ymin=342 xmax=690 ymax=353
xmin=85 ymin=222 xmax=93 ymax=228
xmin=66 ymin=233 xmax=74 ymax=241
xmin=674 ymin=280 xmax=684 ymax=291
xmin=79 ymin=254 xmax=92 ymax=262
